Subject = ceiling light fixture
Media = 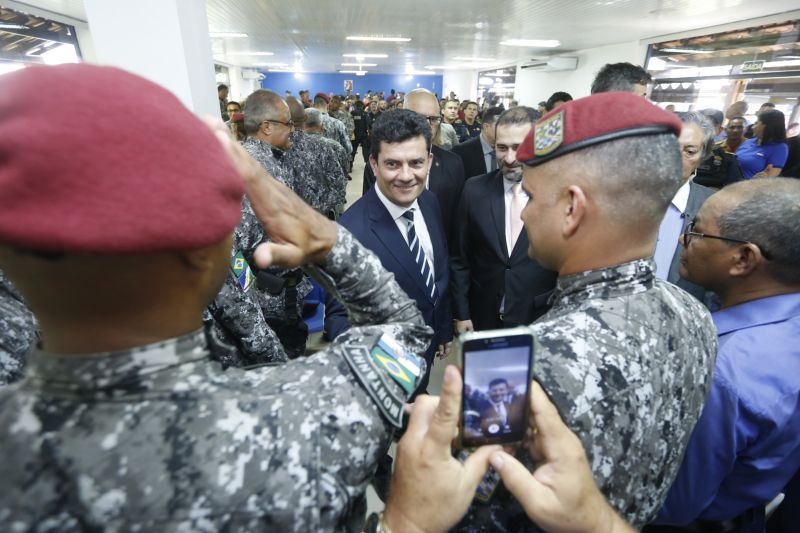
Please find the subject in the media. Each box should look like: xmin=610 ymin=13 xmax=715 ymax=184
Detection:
xmin=253 ymin=62 xmax=289 ymax=67
xmin=343 ymin=53 xmax=389 ymax=58
xmin=0 ymin=23 xmax=28 ymax=30
xmin=500 ymin=39 xmax=560 ymax=48
xmin=268 ymin=68 xmax=293 ymax=72
xmin=659 ymin=48 xmax=711 ymax=55
xmin=342 ymin=62 xmax=377 ymax=67
xmin=346 ymin=36 xmax=411 ymax=42
xmin=229 ymin=51 xmax=274 ymax=56
xmin=452 ymin=56 xmax=496 ymax=62
xmin=209 ymin=32 xmax=248 ymax=38
xmin=340 ymin=70 xmax=369 ymax=75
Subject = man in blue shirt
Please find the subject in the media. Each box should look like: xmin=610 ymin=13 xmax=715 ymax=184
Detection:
xmin=653 ymin=177 xmax=800 ymax=532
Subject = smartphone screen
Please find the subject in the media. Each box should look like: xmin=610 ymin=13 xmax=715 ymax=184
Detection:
xmin=459 ymin=329 xmax=534 ymax=447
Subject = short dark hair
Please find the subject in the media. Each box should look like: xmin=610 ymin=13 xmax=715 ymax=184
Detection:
xmin=464 ymin=100 xmax=478 ymax=109
xmin=227 ymin=101 xmax=241 ymax=109
xmin=717 ymin=178 xmax=800 ymax=284
xmin=217 ymin=84 xmax=228 ymax=91
xmin=488 ymin=378 xmax=509 ymax=389
xmin=496 ymin=106 xmax=539 ymax=129
xmin=545 ymin=91 xmax=572 ymax=111
xmin=481 ymin=106 xmax=504 ymax=124
xmin=591 ymin=62 xmax=652 ymax=94
xmin=354 ymin=100 xmax=365 ymax=110
xmin=757 ymin=109 xmax=787 ymax=144
xmin=369 ymin=109 xmax=432 ymax=160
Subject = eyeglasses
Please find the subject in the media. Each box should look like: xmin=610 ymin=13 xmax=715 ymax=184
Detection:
xmin=423 ymin=115 xmax=442 ymax=125
xmin=681 ymin=219 xmax=772 ymax=259
xmin=262 ymin=119 xmax=295 ymax=129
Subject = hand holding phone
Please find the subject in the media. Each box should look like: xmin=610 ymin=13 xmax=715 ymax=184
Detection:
xmin=456 ymin=327 xmax=535 ymax=448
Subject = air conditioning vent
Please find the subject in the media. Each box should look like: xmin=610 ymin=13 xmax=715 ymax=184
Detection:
xmin=520 ymin=57 xmax=578 ymax=72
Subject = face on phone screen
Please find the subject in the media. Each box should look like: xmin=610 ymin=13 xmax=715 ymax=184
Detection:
xmin=460 ymin=334 xmax=533 ymax=447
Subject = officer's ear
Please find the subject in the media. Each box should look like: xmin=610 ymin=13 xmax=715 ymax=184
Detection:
xmin=369 ymin=150 xmax=380 ymax=176
xmin=562 ymin=185 xmax=586 ymax=238
xmin=728 ymin=242 xmax=764 ymax=278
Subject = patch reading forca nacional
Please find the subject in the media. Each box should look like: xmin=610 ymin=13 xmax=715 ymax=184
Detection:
xmin=230 ymin=251 xmax=254 ymax=292
xmin=342 ymin=345 xmax=406 ymax=427
xmin=534 ymin=109 xmax=565 ymax=156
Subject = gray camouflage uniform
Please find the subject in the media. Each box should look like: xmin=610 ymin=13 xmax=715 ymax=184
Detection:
xmin=0 ymin=227 xmax=431 ymax=531
xmin=283 ymin=130 xmax=347 ymax=218
xmin=0 ymin=270 xmax=38 ymax=386
xmin=321 ymin=112 xmax=353 ymax=162
xmin=330 ymin=109 xmax=355 ymax=140
xmin=238 ymin=137 xmax=312 ymax=358
xmin=457 ymin=258 xmax=718 ymax=531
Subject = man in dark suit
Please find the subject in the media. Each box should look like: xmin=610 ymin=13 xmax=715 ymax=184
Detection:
xmin=451 ymin=107 xmax=557 ymax=333
xmin=452 ymin=106 xmax=504 ymax=179
xmin=327 ymin=109 xmax=452 ymax=390
xmin=363 ymin=89 xmax=465 ymax=250
xmin=654 ymin=112 xmax=718 ymax=309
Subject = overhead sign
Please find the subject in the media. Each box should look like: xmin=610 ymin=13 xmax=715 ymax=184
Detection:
xmin=741 ymin=61 xmax=764 ymax=73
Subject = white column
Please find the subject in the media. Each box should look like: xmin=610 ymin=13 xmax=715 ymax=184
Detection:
xmin=83 ymin=0 xmax=217 ymax=117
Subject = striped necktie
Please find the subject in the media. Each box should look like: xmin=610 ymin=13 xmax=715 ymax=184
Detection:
xmin=402 ymin=209 xmax=437 ymax=301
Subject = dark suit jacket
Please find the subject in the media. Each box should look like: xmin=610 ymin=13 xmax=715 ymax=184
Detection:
xmin=667 ymin=181 xmax=718 ymax=309
xmin=325 ymin=188 xmax=452 ymax=367
xmin=452 ymin=135 xmax=489 ymax=179
xmin=362 ymin=145 xmax=465 ymax=250
xmin=450 ymin=171 xmax=557 ymax=330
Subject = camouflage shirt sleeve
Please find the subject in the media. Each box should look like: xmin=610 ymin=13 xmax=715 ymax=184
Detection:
xmin=0 ymin=270 xmax=38 ymax=385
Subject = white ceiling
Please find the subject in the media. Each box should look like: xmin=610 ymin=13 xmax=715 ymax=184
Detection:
xmin=11 ymin=0 xmax=800 ymax=74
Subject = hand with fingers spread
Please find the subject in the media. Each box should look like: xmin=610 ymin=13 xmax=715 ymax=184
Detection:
xmin=202 ymin=116 xmax=338 ymax=269
xmin=488 ymin=382 xmax=635 ymax=533
xmin=383 ymin=366 xmax=501 ymax=533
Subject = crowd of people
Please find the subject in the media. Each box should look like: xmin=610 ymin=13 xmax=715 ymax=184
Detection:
xmin=0 ymin=59 xmax=798 ymax=533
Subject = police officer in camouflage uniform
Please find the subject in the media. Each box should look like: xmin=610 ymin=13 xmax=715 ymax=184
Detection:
xmin=0 ymin=63 xmax=432 ymax=531
xmin=330 ymin=95 xmax=355 ymax=143
xmin=239 ymin=90 xmax=312 ymax=359
xmin=305 ymin=108 xmax=351 ymax=187
xmin=312 ymin=92 xmax=353 ymax=162
xmin=456 ymin=92 xmax=718 ymax=531
xmin=283 ymin=97 xmax=347 ymax=219
xmin=0 ymin=269 xmax=38 ymax=385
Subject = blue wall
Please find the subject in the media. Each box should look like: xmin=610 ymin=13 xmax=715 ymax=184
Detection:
xmin=259 ymin=71 xmax=443 ymax=98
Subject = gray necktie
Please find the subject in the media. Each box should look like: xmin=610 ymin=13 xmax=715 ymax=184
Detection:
xmin=489 ymin=150 xmax=498 ymax=172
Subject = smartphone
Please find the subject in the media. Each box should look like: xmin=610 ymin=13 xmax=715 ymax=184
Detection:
xmin=456 ymin=327 xmax=535 ymax=448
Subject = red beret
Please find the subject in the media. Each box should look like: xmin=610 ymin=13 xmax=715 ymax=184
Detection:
xmin=314 ymin=92 xmax=330 ymax=103
xmin=517 ymin=92 xmax=682 ymax=166
xmin=0 ymin=64 xmax=244 ymax=253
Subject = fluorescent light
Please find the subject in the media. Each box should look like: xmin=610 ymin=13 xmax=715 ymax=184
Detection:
xmin=0 ymin=23 xmax=27 ymax=30
xmin=406 ymin=70 xmax=438 ymax=76
xmin=228 ymin=51 xmax=274 ymax=56
xmin=500 ymin=39 xmax=560 ymax=48
xmin=453 ymin=56 xmax=496 ymax=61
xmin=777 ymin=55 xmax=800 ymax=59
xmin=659 ymin=48 xmax=711 ymax=55
xmin=342 ymin=62 xmax=377 ymax=66
xmin=763 ymin=59 xmax=800 ymax=68
xmin=347 ymin=36 xmax=411 ymax=42
xmin=209 ymin=32 xmax=248 ymax=38
xmin=343 ymin=53 xmax=388 ymax=58
xmin=268 ymin=68 xmax=293 ymax=72
xmin=339 ymin=70 xmax=369 ymax=74
xmin=253 ymin=62 xmax=289 ymax=67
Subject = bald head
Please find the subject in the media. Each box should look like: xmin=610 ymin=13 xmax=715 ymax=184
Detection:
xmin=404 ymin=89 xmax=439 ymax=137
xmin=714 ymin=178 xmax=800 ymax=284
xmin=243 ymin=90 xmax=289 ymax=135
xmin=285 ymin=96 xmax=306 ymax=127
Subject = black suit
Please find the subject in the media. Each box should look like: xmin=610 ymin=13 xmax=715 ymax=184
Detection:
xmin=452 ymin=135 xmax=490 ymax=179
xmin=363 ymin=145 xmax=465 ymax=249
xmin=451 ymin=171 xmax=557 ymax=330
xmin=665 ymin=181 xmax=719 ymax=309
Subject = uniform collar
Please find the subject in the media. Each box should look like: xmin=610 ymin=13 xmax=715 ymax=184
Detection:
xmin=25 ymin=329 xmax=209 ymax=391
xmin=549 ymin=258 xmax=655 ymax=307
xmin=713 ymin=292 xmax=800 ymax=335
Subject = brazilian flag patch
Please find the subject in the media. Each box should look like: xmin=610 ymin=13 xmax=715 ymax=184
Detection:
xmin=370 ymin=344 xmax=415 ymax=395
xmin=230 ymin=252 xmax=254 ymax=292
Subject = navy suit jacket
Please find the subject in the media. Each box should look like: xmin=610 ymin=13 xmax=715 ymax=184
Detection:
xmin=450 ymin=171 xmax=557 ymax=330
xmin=325 ymin=187 xmax=453 ymax=365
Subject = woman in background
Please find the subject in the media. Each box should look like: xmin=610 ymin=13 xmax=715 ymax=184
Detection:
xmin=736 ymin=109 xmax=788 ymax=179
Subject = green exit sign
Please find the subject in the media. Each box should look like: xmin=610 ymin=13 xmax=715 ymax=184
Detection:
xmin=741 ymin=61 xmax=765 ymax=73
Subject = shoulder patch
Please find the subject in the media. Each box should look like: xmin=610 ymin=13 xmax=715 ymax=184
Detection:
xmin=230 ymin=251 xmax=254 ymax=292
xmin=534 ymin=110 xmax=565 ymax=156
xmin=342 ymin=345 xmax=406 ymax=427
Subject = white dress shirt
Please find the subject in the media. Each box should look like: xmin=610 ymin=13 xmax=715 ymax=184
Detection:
xmin=375 ymin=185 xmax=436 ymax=278
xmin=503 ymin=178 xmax=529 ymax=256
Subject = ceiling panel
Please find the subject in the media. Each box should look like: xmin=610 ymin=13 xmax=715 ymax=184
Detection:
xmin=13 ymin=0 xmax=800 ymax=74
